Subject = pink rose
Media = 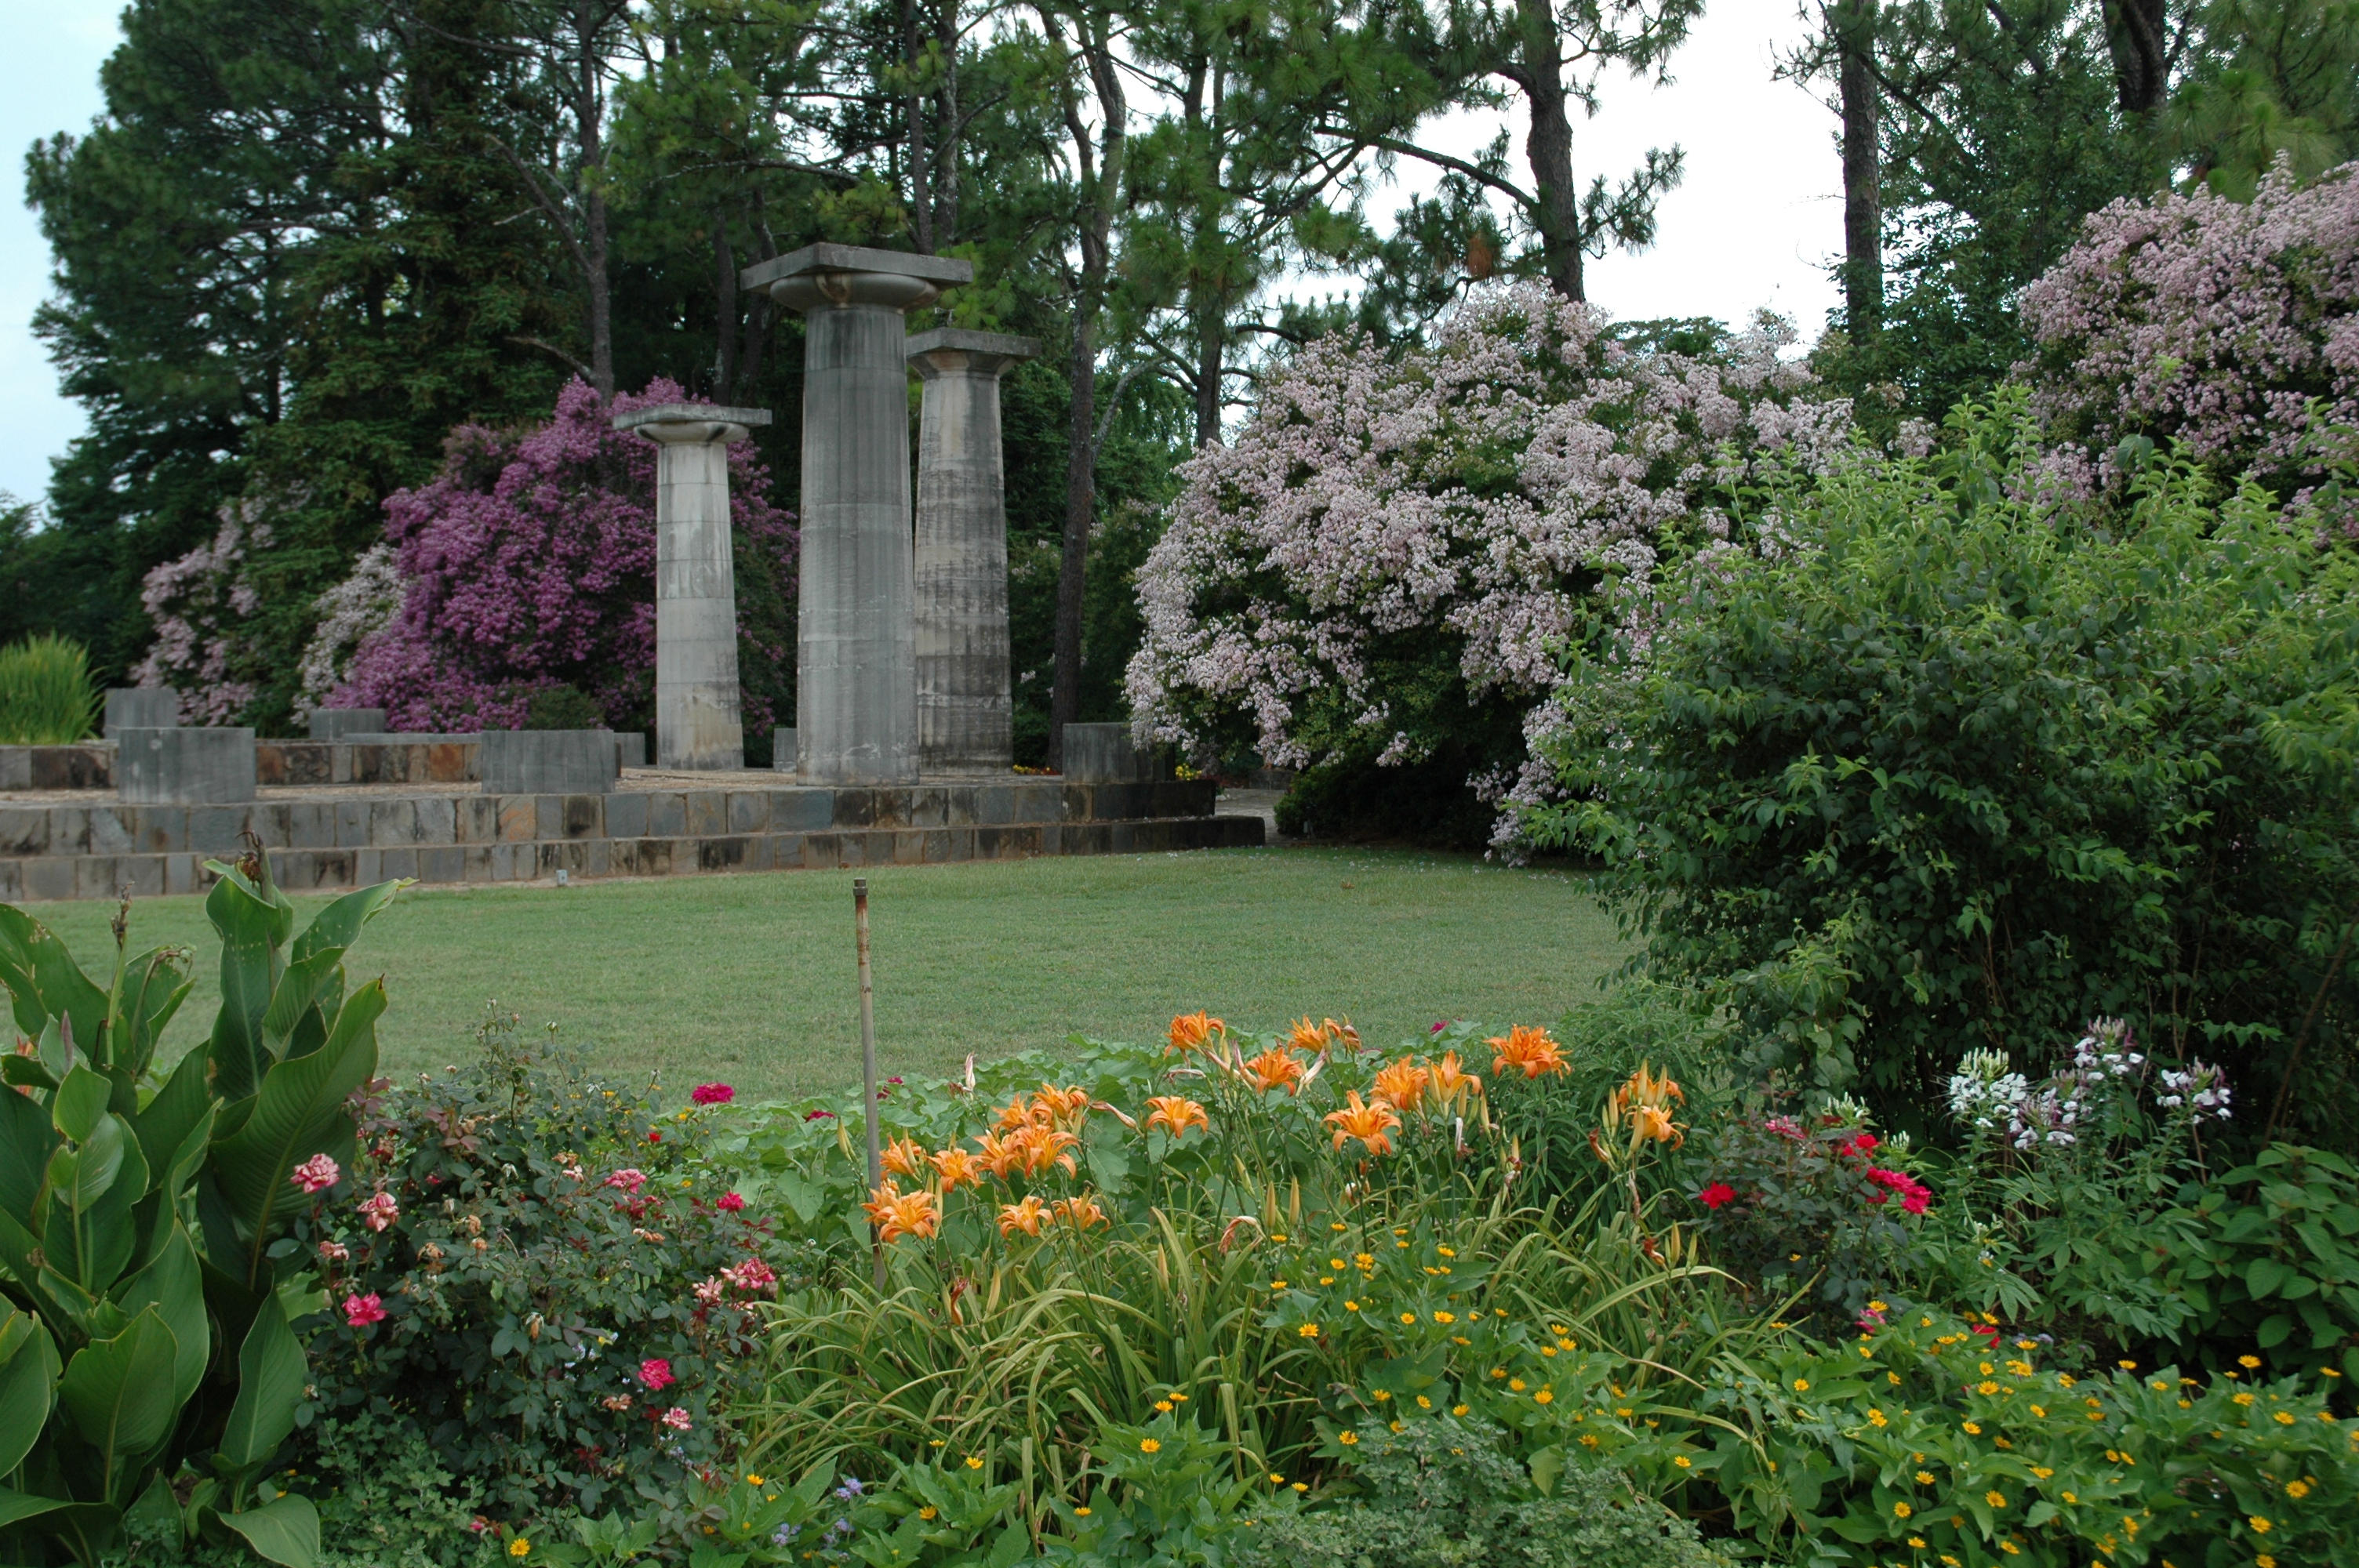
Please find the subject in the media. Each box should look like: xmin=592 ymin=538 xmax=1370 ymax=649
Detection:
xmin=691 ymin=1083 xmax=735 ymax=1105
xmin=659 ymin=1406 xmax=692 ymax=1431
xmin=693 ymin=1277 xmax=725 ymax=1306
xmin=721 ymin=1258 xmax=776 ymax=1294
xmin=289 ymin=1153 xmax=342 ymax=1194
xmin=1696 ymin=1181 xmax=1737 ymax=1210
xmin=605 ymin=1168 xmax=648 ymax=1194
xmin=804 ymin=1109 xmax=836 ymax=1121
xmin=318 ymin=1240 xmax=351 ymax=1264
xmin=638 ymin=1357 xmax=675 ymax=1392
xmin=358 ymin=1192 xmax=400 ymax=1232
xmin=343 ymin=1292 xmax=387 ymax=1327
xmin=715 ymin=1192 xmax=746 ymax=1212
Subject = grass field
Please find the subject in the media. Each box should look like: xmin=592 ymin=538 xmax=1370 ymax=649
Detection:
xmin=21 ymin=845 xmax=1631 ymax=1102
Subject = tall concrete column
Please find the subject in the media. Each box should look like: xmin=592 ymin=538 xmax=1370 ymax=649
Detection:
xmin=907 ymin=329 xmax=1038 ymax=775
xmin=743 ymin=243 xmax=972 ymax=786
xmin=612 ymin=403 xmax=772 ymax=771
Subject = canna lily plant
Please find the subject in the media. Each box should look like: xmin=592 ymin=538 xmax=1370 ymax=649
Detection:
xmin=0 ymin=848 xmax=403 ymax=1566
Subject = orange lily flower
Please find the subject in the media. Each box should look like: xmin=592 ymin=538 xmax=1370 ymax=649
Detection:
xmin=1168 ymin=1011 xmax=1225 ymax=1055
xmin=1240 ymin=1047 xmax=1309 ymax=1095
xmin=863 ymin=1181 xmax=940 ymax=1243
xmin=972 ymin=1129 xmax=1028 ymax=1178
xmin=1324 ymin=1091 xmax=1403 ymax=1156
xmin=1372 ymin=1057 xmax=1430 ymax=1112
xmin=998 ymin=1194 xmax=1047 ymax=1237
xmin=1488 ymin=1025 xmax=1569 ymax=1080
xmin=1613 ymin=1062 xmax=1685 ymax=1114
xmin=992 ymin=1094 xmax=1038 ymax=1132
xmin=1144 ymin=1094 xmax=1211 ymax=1138
xmin=1632 ymin=1104 xmax=1684 ymax=1147
xmin=1430 ymin=1051 xmax=1483 ymax=1107
xmin=932 ymin=1146 xmax=983 ymax=1193
xmin=881 ymin=1135 xmax=932 ymax=1181
xmin=1014 ymin=1123 xmax=1081 ymax=1177
xmin=1030 ymin=1083 xmax=1092 ymax=1130
xmin=1051 ymin=1192 xmax=1108 ymax=1229
xmin=1287 ymin=1016 xmax=1362 ymax=1056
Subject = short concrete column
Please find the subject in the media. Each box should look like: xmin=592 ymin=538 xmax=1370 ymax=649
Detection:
xmin=307 ymin=707 xmax=386 ymax=740
xmin=104 ymin=688 xmax=179 ymax=736
xmin=907 ymin=329 xmax=1038 ymax=775
xmin=612 ymin=403 xmax=772 ymax=771
xmin=743 ymin=243 xmax=973 ymax=786
xmin=118 ymin=728 xmax=255 ymax=804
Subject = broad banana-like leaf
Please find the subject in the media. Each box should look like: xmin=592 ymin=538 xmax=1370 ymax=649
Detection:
xmin=56 ymin=1306 xmax=179 ymax=1494
xmin=0 ymin=1210 xmax=71 ymax=1333
xmin=0 ymin=906 xmax=107 ymax=1060
xmin=289 ymin=880 xmax=402 ymax=968
xmin=0 ymin=1308 xmax=62 ymax=1475
xmin=123 ymin=1470 xmax=184 ymax=1552
xmin=208 ymin=980 xmax=383 ymax=1287
xmin=116 ymin=1223 xmax=208 ymax=1408
xmin=0 ymin=1079 xmax=55 ymax=1224
xmin=218 ymin=1295 xmax=304 ymax=1474
xmin=110 ymin=946 xmax=194 ymax=1080
xmin=133 ymin=1047 xmax=213 ymax=1196
xmin=204 ymin=868 xmax=296 ymax=1103
xmin=0 ymin=1491 xmax=70 ymax=1532
xmin=219 ymin=1493 xmax=320 ymax=1568
xmin=258 ymin=950 xmax=343 ymax=1058
xmin=51 ymin=1065 xmax=111 ymax=1144
xmin=260 ymin=881 xmax=399 ymax=1059
xmin=45 ymin=1116 xmax=146 ymax=1296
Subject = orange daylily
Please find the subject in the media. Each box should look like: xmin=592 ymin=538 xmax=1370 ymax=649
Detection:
xmin=998 ymin=1194 xmax=1048 ymax=1237
xmin=1240 ymin=1047 xmax=1309 ymax=1095
xmin=1488 ymin=1025 xmax=1568 ymax=1080
xmin=1430 ymin=1051 xmax=1483 ymax=1108
xmin=881 ymin=1136 xmax=932 ymax=1181
xmin=992 ymin=1094 xmax=1037 ymax=1132
xmin=863 ymin=1181 xmax=940 ymax=1243
xmin=1030 ymin=1083 xmax=1092 ymax=1130
xmin=932 ymin=1146 xmax=983 ymax=1193
xmin=972 ymin=1128 xmax=1029 ymax=1178
xmin=1372 ymin=1056 xmax=1431 ymax=1112
xmin=1169 ymin=1011 xmax=1226 ymax=1055
xmin=1632 ymin=1104 xmax=1684 ymax=1147
xmin=1613 ymin=1062 xmax=1685 ymax=1115
xmin=1051 ymin=1192 xmax=1109 ymax=1229
xmin=1144 ymin=1095 xmax=1211 ymax=1138
xmin=1014 ymin=1123 xmax=1081 ymax=1177
xmin=1324 ymin=1091 xmax=1403 ymax=1156
xmin=1287 ymin=1016 xmax=1361 ymax=1056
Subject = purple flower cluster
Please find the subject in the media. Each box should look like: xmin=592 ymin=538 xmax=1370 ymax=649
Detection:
xmin=2019 ymin=158 xmax=2359 ymax=529
xmin=333 ymin=378 xmax=798 ymax=731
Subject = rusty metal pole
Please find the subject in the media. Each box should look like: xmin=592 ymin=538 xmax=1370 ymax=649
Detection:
xmin=856 ymin=877 xmax=885 ymax=1290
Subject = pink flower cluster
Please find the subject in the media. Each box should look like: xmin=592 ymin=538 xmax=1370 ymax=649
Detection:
xmin=605 ymin=1168 xmax=648 ymax=1194
xmin=2019 ymin=159 xmax=2359 ymax=531
xmin=330 ymin=379 xmax=798 ymax=732
xmin=289 ymin=1153 xmax=342 ymax=1194
xmin=690 ymin=1082 xmax=735 ymax=1105
xmin=358 ymin=1192 xmax=400 ymax=1232
xmin=1866 ymin=1167 xmax=1932 ymax=1214
xmin=1125 ymin=282 xmax=1857 ymax=840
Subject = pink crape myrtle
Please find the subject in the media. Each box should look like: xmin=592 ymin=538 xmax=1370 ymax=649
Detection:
xmin=332 ymin=378 xmax=798 ymax=732
xmin=2018 ymin=158 xmax=2359 ymax=529
xmin=1125 ymin=281 xmax=1857 ymax=840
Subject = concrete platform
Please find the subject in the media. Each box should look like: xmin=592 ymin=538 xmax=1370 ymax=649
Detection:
xmin=0 ymin=772 xmax=1262 ymax=902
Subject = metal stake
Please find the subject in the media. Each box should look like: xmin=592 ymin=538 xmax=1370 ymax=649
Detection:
xmin=856 ymin=877 xmax=885 ymax=1291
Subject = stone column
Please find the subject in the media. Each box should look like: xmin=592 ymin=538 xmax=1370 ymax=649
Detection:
xmin=906 ymin=329 xmax=1038 ymax=775
xmin=742 ymin=243 xmax=972 ymax=785
xmin=612 ymin=403 xmax=772 ymax=771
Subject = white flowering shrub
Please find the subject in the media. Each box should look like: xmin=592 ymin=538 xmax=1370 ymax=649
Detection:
xmin=129 ymin=495 xmax=275 ymax=724
xmin=293 ymin=542 xmax=405 ymax=720
xmin=1125 ymin=283 xmax=1856 ymax=838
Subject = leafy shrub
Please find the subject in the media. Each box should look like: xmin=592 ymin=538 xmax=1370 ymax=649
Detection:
xmin=0 ymin=862 xmax=402 ymax=1566
xmin=522 ymin=684 xmax=608 ymax=731
xmin=1701 ymin=1308 xmax=2359 ymax=1566
xmin=1524 ymin=400 xmax=2359 ymax=1145
xmin=301 ymin=1015 xmax=827 ymax=1520
xmin=2158 ymin=1144 xmax=2359 ymax=1380
xmin=0 ymin=632 xmax=100 ymax=742
xmin=1237 ymin=1416 xmax=1723 ymax=1568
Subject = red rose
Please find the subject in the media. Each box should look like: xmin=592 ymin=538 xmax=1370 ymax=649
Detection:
xmin=1697 ymin=1181 xmax=1738 ymax=1210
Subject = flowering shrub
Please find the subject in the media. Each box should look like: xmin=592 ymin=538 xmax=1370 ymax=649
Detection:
xmin=294 ymin=541 xmax=405 ymax=719
xmin=296 ymin=1013 xmax=825 ymax=1522
xmin=1125 ymin=282 xmax=1856 ymax=844
xmin=2019 ymin=158 xmax=2359 ymax=521
xmin=1522 ymin=400 xmax=2359 ymax=1141
xmin=329 ymin=378 xmax=798 ymax=736
xmin=129 ymin=492 xmax=274 ymax=722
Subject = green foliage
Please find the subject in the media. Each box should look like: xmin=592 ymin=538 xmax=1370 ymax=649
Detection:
xmin=1235 ymin=1417 xmax=1722 ymax=1568
xmin=1525 ymin=400 xmax=2359 ymax=1146
xmin=0 ymin=860 xmax=401 ymax=1566
xmin=2159 ymin=1145 xmax=2359 ymax=1379
xmin=0 ymin=636 xmax=100 ymax=745
xmin=522 ymin=685 xmax=609 ymax=732
xmin=300 ymin=1018 xmax=827 ymax=1519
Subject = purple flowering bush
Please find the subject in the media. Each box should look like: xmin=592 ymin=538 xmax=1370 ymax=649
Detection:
xmin=328 ymin=378 xmax=797 ymax=736
xmin=2019 ymin=159 xmax=2359 ymax=520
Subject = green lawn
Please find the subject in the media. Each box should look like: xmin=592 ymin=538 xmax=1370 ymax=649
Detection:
xmin=21 ymin=846 xmax=1630 ymax=1102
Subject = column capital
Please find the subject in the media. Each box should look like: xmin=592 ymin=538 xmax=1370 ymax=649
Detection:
xmin=907 ymin=328 xmax=1041 ymax=381
xmin=613 ymin=404 xmax=772 ymax=445
xmin=742 ymin=244 xmax=974 ymax=314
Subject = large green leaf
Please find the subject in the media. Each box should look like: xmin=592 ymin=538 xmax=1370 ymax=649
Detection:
xmin=208 ymin=980 xmax=384 ymax=1287
xmin=51 ymin=1066 xmax=112 ymax=1144
xmin=0 ymin=1080 xmax=56 ymax=1225
xmin=218 ymin=1493 xmax=320 ymax=1568
xmin=0 ymin=1308 xmax=62 ymax=1476
xmin=289 ymin=881 xmax=402 ymax=968
xmin=0 ymin=1209 xmax=70 ymax=1331
xmin=132 ymin=1046 xmax=213 ymax=1185
xmin=217 ymin=1295 xmax=304 ymax=1474
xmin=204 ymin=868 xmax=296 ymax=1103
xmin=110 ymin=946 xmax=194 ymax=1080
xmin=56 ymin=1307 xmax=180 ymax=1492
xmin=260 ymin=882 xmax=398 ymax=1059
xmin=0 ymin=1490 xmax=70 ymax=1532
xmin=116 ymin=1223 xmax=208 ymax=1409
xmin=0 ymin=906 xmax=107 ymax=1061
xmin=45 ymin=1116 xmax=146 ymax=1296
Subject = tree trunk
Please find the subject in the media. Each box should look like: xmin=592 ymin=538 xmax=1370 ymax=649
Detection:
xmin=713 ymin=207 xmax=737 ymax=397
xmin=903 ymin=0 xmax=932 ymax=251
xmin=1514 ymin=0 xmax=1583 ymax=301
xmin=936 ymin=0 xmax=960 ymax=241
xmin=1050 ymin=313 xmax=1095 ymax=771
xmin=1834 ymin=0 xmax=1881 ymax=334
xmin=576 ymin=4 xmax=613 ymax=399
xmin=1194 ymin=308 xmax=1221 ymax=447
xmin=2102 ymin=0 xmax=2169 ymax=114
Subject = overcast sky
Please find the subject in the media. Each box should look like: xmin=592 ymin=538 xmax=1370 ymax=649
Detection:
xmin=0 ymin=0 xmax=1843 ymax=510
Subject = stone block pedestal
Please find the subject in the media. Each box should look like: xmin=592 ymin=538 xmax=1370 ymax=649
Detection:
xmin=104 ymin=689 xmax=178 ymax=736
xmin=479 ymin=731 xmax=619 ymax=795
xmin=117 ymin=728 xmax=255 ymax=804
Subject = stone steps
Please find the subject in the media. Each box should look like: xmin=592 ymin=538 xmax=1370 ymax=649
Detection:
xmin=1 ymin=779 xmax=1259 ymax=902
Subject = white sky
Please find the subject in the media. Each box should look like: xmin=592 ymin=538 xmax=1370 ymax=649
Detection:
xmin=0 ymin=0 xmax=1842 ymax=509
